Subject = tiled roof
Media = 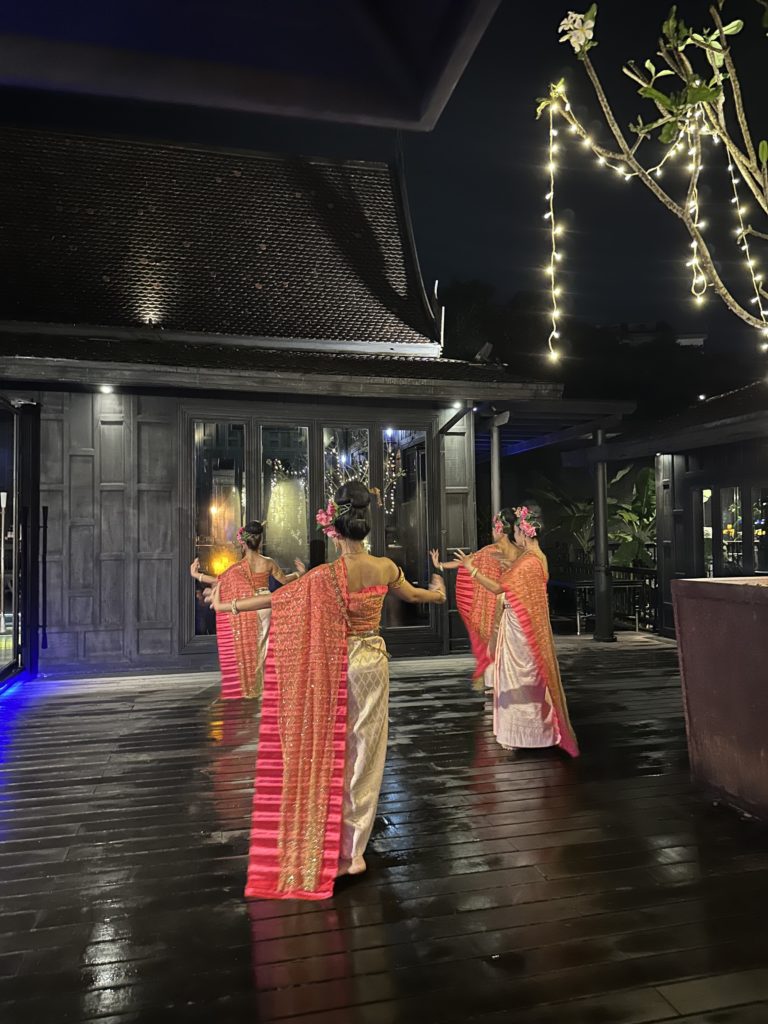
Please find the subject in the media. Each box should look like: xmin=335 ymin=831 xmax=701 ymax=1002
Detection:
xmin=0 ymin=332 xmax=534 ymax=385
xmin=0 ymin=127 xmax=437 ymax=346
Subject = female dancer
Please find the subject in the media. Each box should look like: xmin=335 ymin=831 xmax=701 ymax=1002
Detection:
xmin=212 ymin=480 xmax=446 ymax=899
xmin=454 ymin=506 xmax=579 ymax=757
xmin=190 ymin=521 xmax=304 ymax=700
xmin=430 ymin=511 xmax=519 ymax=687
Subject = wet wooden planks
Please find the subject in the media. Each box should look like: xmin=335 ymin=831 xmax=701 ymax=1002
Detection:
xmin=1 ymin=636 xmax=767 ymax=1023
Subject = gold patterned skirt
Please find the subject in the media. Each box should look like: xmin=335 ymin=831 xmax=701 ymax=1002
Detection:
xmin=340 ymin=634 xmax=390 ymax=862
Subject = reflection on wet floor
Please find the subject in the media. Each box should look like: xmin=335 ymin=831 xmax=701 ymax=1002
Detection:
xmin=1 ymin=636 xmax=768 ymax=1023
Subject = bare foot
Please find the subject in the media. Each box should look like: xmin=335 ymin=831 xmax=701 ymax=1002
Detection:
xmin=337 ymin=856 xmax=367 ymax=877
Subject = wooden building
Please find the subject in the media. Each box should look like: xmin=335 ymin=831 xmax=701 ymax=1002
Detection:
xmin=0 ymin=125 xmax=559 ymax=678
xmin=584 ymin=381 xmax=768 ymax=636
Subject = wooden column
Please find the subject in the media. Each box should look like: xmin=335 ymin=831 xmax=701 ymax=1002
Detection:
xmin=593 ymin=427 xmax=616 ymax=642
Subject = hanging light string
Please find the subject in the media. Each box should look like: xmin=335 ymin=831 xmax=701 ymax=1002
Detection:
xmin=543 ymin=82 xmax=768 ymax=351
xmin=684 ymin=119 xmax=708 ymax=305
xmin=728 ymin=158 xmax=768 ymax=343
xmin=545 ymin=104 xmax=561 ymax=361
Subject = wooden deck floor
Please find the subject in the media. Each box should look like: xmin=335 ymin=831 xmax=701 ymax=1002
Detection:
xmin=2 ymin=636 xmax=768 ymax=1024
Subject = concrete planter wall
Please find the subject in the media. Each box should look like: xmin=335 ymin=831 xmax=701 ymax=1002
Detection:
xmin=672 ymin=577 xmax=768 ymax=819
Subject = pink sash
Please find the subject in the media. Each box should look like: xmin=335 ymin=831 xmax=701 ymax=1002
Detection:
xmin=245 ymin=561 xmax=350 ymax=899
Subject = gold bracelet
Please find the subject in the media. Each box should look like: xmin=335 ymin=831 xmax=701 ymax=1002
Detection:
xmin=231 ymin=598 xmax=239 ymax=615
xmin=470 ymin=567 xmax=479 ymax=579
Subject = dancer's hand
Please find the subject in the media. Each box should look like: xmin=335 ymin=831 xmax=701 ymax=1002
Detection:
xmin=429 ymin=574 xmax=447 ymax=603
xmin=454 ymin=549 xmax=476 ymax=573
xmin=189 ymin=557 xmax=201 ymax=580
xmin=202 ymin=587 xmax=214 ymax=606
xmin=210 ymin=584 xmax=224 ymax=612
xmin=430 ymin=548 xmax=442 ymax=570
xmin=294 ymin=559 xmax=307 ymax=576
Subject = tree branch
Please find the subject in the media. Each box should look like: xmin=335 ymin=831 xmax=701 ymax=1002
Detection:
xmin=710 ymin=5 xmax=758 ymax=167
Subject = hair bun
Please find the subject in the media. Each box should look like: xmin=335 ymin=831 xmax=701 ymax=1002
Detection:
xmin=338 ymin=480 xmax=371 ymax=510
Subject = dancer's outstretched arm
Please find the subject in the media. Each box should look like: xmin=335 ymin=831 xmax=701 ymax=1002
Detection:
xmin=211 ymin=584 xmax=272 ymax=614
xmin=430 ymin=548 xmax=460 ymax=571
xmin=190 ymin=557 xmax=218 ymax=586
xmin=386 ymin=561 xmax=446 ymax=604
xmin=453 ymin=549 xmax=504 ymax=595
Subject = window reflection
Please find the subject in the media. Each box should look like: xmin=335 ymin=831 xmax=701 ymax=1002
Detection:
xmin=701 ymin=488 xmax=713 ymax=578
xmin=753 ymin=487 xmax=768 ymax=574
xmin=720 ymin=486 xmax=742 ymax=575
xmin=382 ymin=429 xmax=429 ymax=628
xmin=323 ymin=428 xmax=370 ymax=556
xmin=194 ymin=421 xmax=246 ymax=636
xmin=0 ymin=410 xmax=15 ymax=671
xmin=261 ymin=427 xmax=310 ymax=569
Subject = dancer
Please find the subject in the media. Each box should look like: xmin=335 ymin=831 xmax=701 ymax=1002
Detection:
xmin=454 ymin=506 xmax=579 ymax=757
xmin=190 ymin=522 xmax=305 ymax=700
xmin=211 ymin=480 xmax=446 ymax=899
xmin=431 ymin=511 xmax=520 ymax=687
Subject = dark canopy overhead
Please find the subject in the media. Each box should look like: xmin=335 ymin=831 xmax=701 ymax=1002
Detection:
xmin=581 ymin=381 xmax=768 ymax=463
xmin=475 ymin=398 xmax=636 ymax=462
xmin=0 ymin=0 xmax=500 ymax=130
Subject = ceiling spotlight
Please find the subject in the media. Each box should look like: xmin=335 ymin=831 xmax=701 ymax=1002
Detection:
xmin=99 ymin=385 xmax=114 ymax=394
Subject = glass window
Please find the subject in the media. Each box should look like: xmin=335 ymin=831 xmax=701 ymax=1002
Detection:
xmin=261 ymin=426 xmax=310 ymax=570
xmin=323 ymin=427 xmax=370 ymax=556
xmin=720 ymin=486 xmax=743 ymax=575
xmin=193 ymin=421 xmax=246 ymax=636
xmin=701 ymin=488 xmax=713 ymax=578
xmin=382 ymin=428 xmax=430 ymax=628
xmin=753 ymin=486 xmax=768 ymax=574
xmin=0 ymin=409 xmax=16 ymax=673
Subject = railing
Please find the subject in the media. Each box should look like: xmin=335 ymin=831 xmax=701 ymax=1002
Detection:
xmin=547 ymin=547 xmax=659 ymax=633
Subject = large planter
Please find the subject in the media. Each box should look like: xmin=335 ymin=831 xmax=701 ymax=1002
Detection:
xmin=672 ymin=577 xmax=768 ymax=819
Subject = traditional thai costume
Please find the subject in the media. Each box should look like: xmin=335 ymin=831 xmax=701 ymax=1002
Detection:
xmin=215 ymin=560 xmax=273 ymax=700
xmin=493 ymin=550 xmax=579 ymax=757
xmin=455 ymin=544 xmax=504 ymax=685
xmin=244 ymin=558 xmax=395 ymax=900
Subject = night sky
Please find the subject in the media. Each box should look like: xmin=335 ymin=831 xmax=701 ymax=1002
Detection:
xmin=0 ymin=1 xmax=764 ymax=354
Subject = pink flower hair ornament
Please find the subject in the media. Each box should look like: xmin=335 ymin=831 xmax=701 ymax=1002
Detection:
xmin=492 ymin=512 xmax=508 ymax=539
xmin=514 ymin=506 xmax=540 ymax=539
xmin=236 ymin=523 xmax=264 ymax=546
xmin=315 ymin=498 xmax=352 ymax=539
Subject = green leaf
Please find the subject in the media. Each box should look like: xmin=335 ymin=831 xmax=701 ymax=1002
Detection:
xmin=610 ymin=465 xmax=633 ymax=485
xmin=760 ymin=140 xmax=768 ymax=166
xmin=644 ymin=59 xmax=656 ymax=75
xmin=684 ymin=83 xmax=721 ymax=104
xmin=721 ymin=19 xmax=744 ymax=34
xmin=663 ymin=6 xmax=678 ymax=43
xmin=659 ymin=121 xmax=679 ymax=144
xmin=585 ymin=3 xmax=598 ymax=24
xmin=655 ymin=69 xmax=675 ymax=77
xmin=639 ymin=85 xmax=675 ymax=110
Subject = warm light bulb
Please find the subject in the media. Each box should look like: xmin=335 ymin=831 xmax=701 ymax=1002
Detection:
xmin=547 ymin=350 xmax=560 ymax=362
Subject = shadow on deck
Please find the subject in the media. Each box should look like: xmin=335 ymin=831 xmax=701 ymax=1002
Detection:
xmin=1 ymin=635 xmax=768 ymax=1023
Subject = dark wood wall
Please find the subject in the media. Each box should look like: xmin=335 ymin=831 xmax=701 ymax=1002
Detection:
xmin=39 ymin=391 xmax=179 ymax=668
xmin=18 ymin=390 xmax=478 ymax=672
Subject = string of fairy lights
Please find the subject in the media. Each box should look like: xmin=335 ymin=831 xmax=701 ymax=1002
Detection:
xmin=544 ymin=105 xmax=561 ymax=361
xmin=543 ymin=84 xmax=768 ymax=359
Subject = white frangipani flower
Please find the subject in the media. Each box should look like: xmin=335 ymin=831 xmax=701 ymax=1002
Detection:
xmin=558 ymin=11 xmax=595 ymax=53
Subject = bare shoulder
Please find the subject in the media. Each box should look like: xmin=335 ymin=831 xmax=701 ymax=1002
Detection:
xmin=377 ymin=556 xmax=402 ymax=585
